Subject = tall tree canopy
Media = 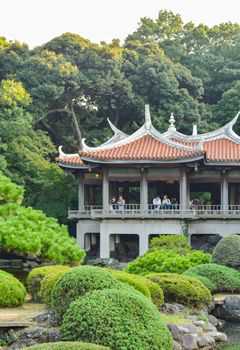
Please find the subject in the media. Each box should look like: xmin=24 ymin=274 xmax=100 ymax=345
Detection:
xmin=0 ymin=11 xmax=240 ymax=221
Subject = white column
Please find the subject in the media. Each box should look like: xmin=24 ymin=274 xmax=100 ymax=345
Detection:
xmin=102 ymin=168 xmax=109 ymax=213
xmin=140 ymin=170 xmax=148 ymax=213
xmin=76 ymin=221 xmax=85 ymax=250
xmin=78 ymin=173 xmax=85 ymax=210
xmin=100 ymin=222 xmax=110 ymax=259
xmin=221 ymin=175 xmax=229 ymax=210
xmin=139 ymin=234 xmax=149 ymax=256
xmin=180 ymin=169 xmax=188 ymax=210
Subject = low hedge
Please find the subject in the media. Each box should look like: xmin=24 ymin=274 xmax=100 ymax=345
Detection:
xmin=147 ymin=273 xmax=212 ymax=307
xmin=213 ymin=235 xmax=240 ymax=269
xmin=27 ymin=265 xmax=71 ymax=302
xmin=142 ymin=277 xmax=164 ymax=308
xmin=23 ymin=342 xmax=110 ymax=349
xmin=108 ymin=270 xmax=151 ymax=298
xmin=40 ymin=269 xmax=71 ymax=305
xmin=126 ymin=249 xmax=211 ymax=275
xmin=51 ymin=266 xmax=124 ymax=320
xmin=108 ymin=269 xmax=164 ymax=307
xmin=150 ymin=235 xmax=191 ymax=254
xmin=184 ymin=263 xmax=240 ymax=293
xmin=61 ymin=288 xmax=173 ymax=350
xmin=0 ymin=269 xmax=26 ymax=307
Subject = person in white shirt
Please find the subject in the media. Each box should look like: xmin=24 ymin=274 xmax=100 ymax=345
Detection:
xmin=117 ymin=195 xmax=126 ymax=211
xmin=153 ymin=196 xmax=161 ymax=210
xmin=162 ymin=194 xmax=171 ymax=209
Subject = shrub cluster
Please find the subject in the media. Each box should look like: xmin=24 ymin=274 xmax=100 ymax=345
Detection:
xmin=0 ymin=269 xmax=26 ymax=307
xmin=51 ymin=266 xmax=123 ymax=320
xmin=27 ymin=265 xmax=70 ymax=302
xmin=23 ymin=342 xmax=110 ymax=350
xmin=61 ymin=288 xmax=173 ymax=350
xmin=150 ymin=235 xmax=191 ymax=254
xmin=147 ymin=273 xmax=212 ymax=307
xmin=184 ymin=263 xmax=240 ymax=293
xmin=126 ymin=249 xmax=211 ymax=275
xmin=213 ymin=235 xmax=240 ymax=269
xmin=108 ymin=269 xmax=151 ymax=298
xmin=108 ymin=269 xmax=164 ymax=307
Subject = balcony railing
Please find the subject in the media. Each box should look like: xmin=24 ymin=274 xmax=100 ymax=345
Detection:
xmin=68 ymin=204 xmax=240 ymax=219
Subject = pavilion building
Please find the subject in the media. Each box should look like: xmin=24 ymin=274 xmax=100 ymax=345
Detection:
xmin=58 ymin=105 xmax=240 ymax=261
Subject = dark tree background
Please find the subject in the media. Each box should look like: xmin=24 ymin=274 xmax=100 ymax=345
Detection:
xmin=0 ymin=11 xmax=240 ymax=221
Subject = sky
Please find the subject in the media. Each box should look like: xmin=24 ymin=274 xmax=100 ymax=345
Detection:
xmin=1 ymin=0 xmax=240 ymax=48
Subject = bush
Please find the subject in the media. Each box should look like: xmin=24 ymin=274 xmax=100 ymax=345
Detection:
xmin=147 ymin=273 xmax=212 ymax=307
xmin=0 ymin=203 xmax=85 ymax=265
xmin=108 ymin=269 xmax=151 ymax=298
xmin=150 ymin=235 xmax=191 ymax=254
xmin=213 ymin=235 xmax=240 ymax=269
xmin=61 ymin=289 xmax=173 ymax=350
xmin=142 ymin=277 xmax=164 ymax=308
xmin=184 ymin=263 xmax=240 ymax=293
xmin=51 ymin=266 xmax=124 ymax=320
xmin=27 ymin=265 xmax=70 ymax=302
xmin=0 ymin=269 xmax=26 ymax=307
xmin=40 ymin=269 xmax=71 ymax=305
xmin=126 ymin=249 xmax=211 ymax=275
xmin=23 ymin=342 xmax=110 ymax=350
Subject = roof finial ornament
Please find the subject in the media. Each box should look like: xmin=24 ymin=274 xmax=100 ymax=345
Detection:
xmin=168 ymin=112 xmax=176 ymax=131
xmin=145 ymin=104 xmax=152 ymax=130
xmin=192 ymin=124 xmax=198 ymax=136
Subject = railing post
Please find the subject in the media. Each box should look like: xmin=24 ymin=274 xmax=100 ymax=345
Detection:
xmin=221 ymin=175 xmax=229 ymax=211
xmin=140 ymin=169 xmax=148 ymax=215
xmin=78 ymin=173 xmax=85 ymax=211
xmin=103 ymin=168 xmax=109 ymax=214
xmin=180 ymin=169 xmax=188 ymax=212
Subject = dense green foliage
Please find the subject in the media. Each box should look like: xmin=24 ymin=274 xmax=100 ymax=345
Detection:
xmin=147 ymin=273 xmax=212 ymax=307
xmin=40 ymin=268 xmax=71 ymax=305
xmin=126 ymin=249 xmax=211 ymax=275
xmin=213 ymin=235 xmax=240 ymax=268
xmin=27 ymin=265 xmax=71 ymax=302
xmin=108 ymin=269 xmax=151 ymax=298
xmin=61 ymin=289 xmax=173 ymax=350
xmin=150 ymin=235 xmax=191 ymax=254
xmin=1 ymin=11 xmax=240 ymax=220
xmin=23 ymin=342 xmax=110 ymax=350
xmin=51 ymin=266 xmax=123 ymax=320
xmin=0 ymin=269 xmax=26 ymax=307
xmin=0 ymin=173 xmax=85 ymax=264
xmin=184 ymin=263 xmax=240 ymax=293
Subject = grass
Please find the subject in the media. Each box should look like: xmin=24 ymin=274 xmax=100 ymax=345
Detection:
xmin=218 ymin=345 xmax=240 ymax=350
xmin=159 ymin=312 xmax=191 ymax=325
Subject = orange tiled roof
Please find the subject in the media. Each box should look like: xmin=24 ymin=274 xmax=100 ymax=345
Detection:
xmin=204 ymin=138 xmax=240 ymax=162
xmin=57 ymin=154 xmax=85 ymax=166
xmin=79 ymin=134 xmax=203 ymax=162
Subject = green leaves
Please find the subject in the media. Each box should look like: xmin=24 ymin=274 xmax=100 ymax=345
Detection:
xmin=0 ymin=173 xmax=85 ymax=264
xmin=0 ymin=172 xmax=24 ymax=204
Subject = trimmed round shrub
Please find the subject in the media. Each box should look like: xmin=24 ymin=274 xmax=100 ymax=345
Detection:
xmin=51 ymin=266 xmax=124 ymax=320
xmin=142 ymin=278 xmax=164 ymax=308
xmin=40 ymin=269 xmax=71 ymax=305
xmin=61 ymin=289 xmax=173 ymax=350
xmin=108 ymin=269 xmax=151 ymax=298
xmin=213 ymin=235 xmax=240 ymax=268
xmin=150 ymin=235 xmax=191 ymax=254
xmin=0 ymin=269 xmax=26 ymax=307
xmin=184 ymin=263 xmax=240 ymax=293
xmin=126 ymin=249 xmax=211 ymax=275
xmin=27 ymin=265 xmax=70 ymax=302
xmin=147 ymin=273 xmax=212 ymax=307
xmin=23 ymin=342 xmax=110 ymax=349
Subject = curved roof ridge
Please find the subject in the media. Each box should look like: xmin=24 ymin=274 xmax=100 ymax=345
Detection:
xmin=164 ymin=112 xmax=240 ymax=143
